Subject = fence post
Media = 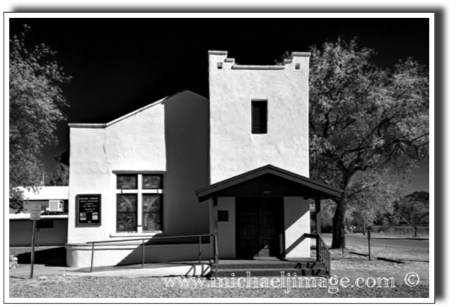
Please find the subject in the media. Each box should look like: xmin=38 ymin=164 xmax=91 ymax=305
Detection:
xmin=367 ymin=226 xmax=372 ymax=261
xmin=30 ymin=220 xmax=37 ymax=279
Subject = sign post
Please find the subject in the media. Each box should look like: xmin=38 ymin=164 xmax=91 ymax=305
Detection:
xmin=29 ymin=204 xmax=41 ymax=279
xmin=367 ymin=226 xmax=372 ymax=261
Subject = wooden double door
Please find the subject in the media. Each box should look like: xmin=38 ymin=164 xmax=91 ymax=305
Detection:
xmin=236 ymin=197 xmax=283 ymax=258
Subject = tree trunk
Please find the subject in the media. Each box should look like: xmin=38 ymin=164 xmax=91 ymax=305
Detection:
xmin=331 ymin=192 xmax=347 ymax=249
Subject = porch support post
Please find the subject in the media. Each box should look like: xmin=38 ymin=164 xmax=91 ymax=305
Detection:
xmin=315 ymin=195 xmax=321 ymax=262
xmin=212 ymin=196 xmax=218 ymax=239
xmin=315 ymin=195 xmax=321 ymax=234
xmin=212 ymin=197 xmax=219 ymax=277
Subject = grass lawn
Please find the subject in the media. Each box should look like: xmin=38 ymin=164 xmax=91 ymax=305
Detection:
xmin=9 ymin=275 xmax=428 ymax=299
xmin=9 ymin=237 xmax=429 ymax=299
xmin=321 ymin=236 xmax=430 ymax=289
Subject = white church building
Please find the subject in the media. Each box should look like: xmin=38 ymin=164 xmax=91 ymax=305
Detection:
xmin=65 ymin=50 xmax=341 ymax=269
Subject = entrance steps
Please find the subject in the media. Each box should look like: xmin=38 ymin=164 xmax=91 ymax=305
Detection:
xmin=210 ymin=258 xmax=330 ymax=278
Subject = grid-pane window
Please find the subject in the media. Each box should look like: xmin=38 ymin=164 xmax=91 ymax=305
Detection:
xmin=116 ymin=173 xmax=164 ymax=233
xmin=117 ymin=175 xmax=137 ymax=189
xmin=143 ymin=175 xmax=163 ymax=189
xmin=143 ymin=194 xmax=162 ymax=231
xmin=116 ymin=194 xmax=137 ymax=232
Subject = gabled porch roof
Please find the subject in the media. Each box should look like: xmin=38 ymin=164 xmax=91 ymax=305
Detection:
xmin=195 ymin=164 xmax=342 ymax=202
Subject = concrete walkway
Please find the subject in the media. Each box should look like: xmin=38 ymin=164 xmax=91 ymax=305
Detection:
xmin=9 ymin=258 xmax=316 ymax=278
xmin=9 ymin=262 xmax=211 ymax=278
xmin=10 ymin=263 xmax=82 ymax=278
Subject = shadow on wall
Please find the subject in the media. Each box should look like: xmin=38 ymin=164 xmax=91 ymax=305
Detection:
xmin=281 ymin=197 xmax=311 ymax=258
xmin=163 ymin=91 xmax=210 ymax=236
xmin=114 ymin=236 xmax=213 ymax=267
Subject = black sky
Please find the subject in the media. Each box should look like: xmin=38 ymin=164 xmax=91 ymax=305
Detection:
xmin=8 ymin=17 xmax=430 ymax=191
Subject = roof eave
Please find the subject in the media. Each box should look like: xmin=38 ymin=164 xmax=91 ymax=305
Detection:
xmin=195 ymin=165 xmax=342 ymax=202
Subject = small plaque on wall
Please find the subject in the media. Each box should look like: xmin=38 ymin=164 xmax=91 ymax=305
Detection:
xmin=218 ymin=210 xmax=229 ymax=222
xmin=76 ymin=194 xmax=101 ymax=227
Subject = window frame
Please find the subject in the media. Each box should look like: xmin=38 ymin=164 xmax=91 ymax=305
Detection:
xmin=116 ymin=193 xmax=138 ymax=233
xmin=116 ymin=174 xmax=138 ymax=190
xmin=251 ymin=99 xmax=268 ymax=134
xmin=114 ymin=172 xmax=165 ymax=234
xmin=142 ymin=194 xmax=163 ymax=232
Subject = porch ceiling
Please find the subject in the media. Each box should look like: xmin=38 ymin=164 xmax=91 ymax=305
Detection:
xmin=195 ymin=164 xmax=342 ymax=202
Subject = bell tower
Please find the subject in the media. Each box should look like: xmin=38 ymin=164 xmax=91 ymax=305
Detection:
xmin=208 ymin=50 xmax=310 ymax=183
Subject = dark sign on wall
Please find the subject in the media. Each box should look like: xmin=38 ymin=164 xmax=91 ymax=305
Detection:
xmin=218 ymin=210 xmax=229 ymax=222
xmin=76 ymin=194 xmax=101 ymax=227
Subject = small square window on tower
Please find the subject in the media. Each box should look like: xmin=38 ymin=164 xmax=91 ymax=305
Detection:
xmin=251 ymin=100 xmax=268 ymax=134
xmin=217 ymin=62 xmax=223 ymax=69
xmin=295 ymin=63 xmax=301 ymax=70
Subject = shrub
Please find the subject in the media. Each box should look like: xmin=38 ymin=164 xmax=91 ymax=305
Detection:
xmin=9 ymin=254 xmax=18 ymax=269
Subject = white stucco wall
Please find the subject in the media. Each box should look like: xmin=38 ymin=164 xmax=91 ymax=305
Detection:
xmin=68 ymin=91 xmax=210 ymax=248
xmin=209 ymin=51 xmax=310 ymax=183
xmin=284 ymin=197 xmax=311 ymax=258
xmin=213 ymin=197 xmax=236 ymax=258
xmin=68 ymin=102 xmax=167 ymax=244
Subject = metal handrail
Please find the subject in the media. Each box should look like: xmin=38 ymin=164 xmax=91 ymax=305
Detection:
xmin=315 ymin=233 xmax=331 ymax=276
xmin=86 ymin=234 xmax=213 ymax=244
xmin=86 ymin=233 xmax=217 ymax=273
xmin=302 ymin=233 xmax=331 ymax=276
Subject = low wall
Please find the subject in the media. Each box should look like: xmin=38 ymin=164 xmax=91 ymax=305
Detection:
xmin=66 ymin=243 xmax=214 ymax=268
